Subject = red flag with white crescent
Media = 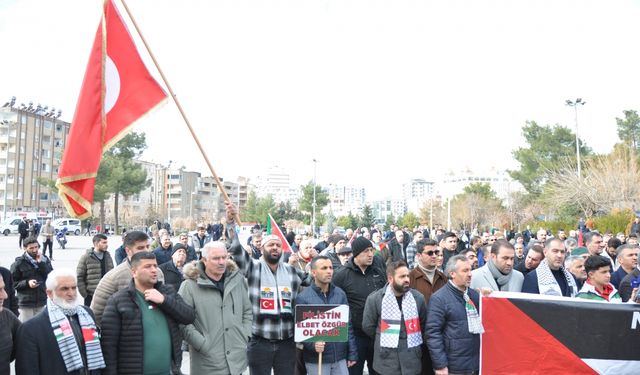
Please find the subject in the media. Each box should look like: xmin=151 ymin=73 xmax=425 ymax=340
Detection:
xmin=56 ymin=0 xmax=167 ymax=219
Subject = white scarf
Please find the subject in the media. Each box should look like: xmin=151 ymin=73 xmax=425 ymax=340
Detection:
xmin=536 ymin=259 xmax=577 ymax=297
xmin=258 ymin=260 xmax=294 ymax=316
xmin=380 ymin=285 xmax=422 ymax=348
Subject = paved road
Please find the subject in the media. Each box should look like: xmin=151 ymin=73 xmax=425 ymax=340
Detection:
xmin=0 ymin=233 xmax=202 ymax=375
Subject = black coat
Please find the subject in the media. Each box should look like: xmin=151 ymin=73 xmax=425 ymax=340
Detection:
xmin=100 ymin=281 xmax=195 ymax=375
xmin=619 ymin=268 xmax=640 ymax=302
xmin=0 ymin=267 xmax=19 ymax=316
xmin=10 ymin=254 xmax=53 ymax=308
xmin=158 ymin=261 xmax=184 ymax=293
xmin=15 ymin=306 xmax=102 ymax=375
xmin=332 ymin=256 xmax=387 ymax=336
xmin=17 ymin=221 xmax=28 ymax=237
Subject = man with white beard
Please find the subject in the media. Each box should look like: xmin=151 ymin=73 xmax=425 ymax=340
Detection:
xmin=15 ymin=268 xmax=106 ymax=374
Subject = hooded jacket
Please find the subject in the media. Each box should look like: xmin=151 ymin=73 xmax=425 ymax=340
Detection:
xmin=178 ymin=260 xmax=252 ymax=375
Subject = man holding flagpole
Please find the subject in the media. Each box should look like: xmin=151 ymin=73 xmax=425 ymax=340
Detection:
xmin=225 ymin=202 xmax=310 ymax=375
xmin=362 ymin=260 xmax=428 ymax=375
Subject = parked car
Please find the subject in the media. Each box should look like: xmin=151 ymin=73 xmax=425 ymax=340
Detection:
xmin=53 ymin=218 xmax=82 ymax=236
xmin=0 ymin=215 xmax=51 ymax=236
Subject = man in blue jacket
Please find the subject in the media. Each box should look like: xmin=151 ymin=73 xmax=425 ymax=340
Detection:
xmin=427 ymin=254 xmax=482 ymax=375
xmin=295 ymin=255 xmax=357 ymax=374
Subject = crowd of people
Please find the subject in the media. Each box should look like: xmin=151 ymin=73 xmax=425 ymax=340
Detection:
xmin=1 ymin=203 xmax=639 ymax=375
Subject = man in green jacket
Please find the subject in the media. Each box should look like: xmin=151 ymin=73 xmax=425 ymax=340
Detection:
xmin=178 ymin=241 xmax=252 ymax=375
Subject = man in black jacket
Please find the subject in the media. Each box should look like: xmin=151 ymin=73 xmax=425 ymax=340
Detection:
xmin=17 ymin=217 xmax=28 ymax=249
xmin=0 ymin=266 xmax=19 ymax=317
xmin=100 ymin=251 xmax=195 ymax=375
xmin=10 ymin=237 xmax=53 ymax=321
xmin=158 ymin=244 xmax=187 ymax=292
xmin=333 ymin=236 xmax=386 ymax=375
xmin=15 ymin=268 xmax=105 ymax=375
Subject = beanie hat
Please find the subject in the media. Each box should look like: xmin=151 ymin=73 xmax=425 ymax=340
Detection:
xmin=262 ymin=234 xmax=281 ymax=247
xmin=172 ymin=243 xmax=188 ymax=256
xmin=571 ymin=247 xmax=588 ymax=256
xmin=351 ymin=236 xmax=373 ymax=258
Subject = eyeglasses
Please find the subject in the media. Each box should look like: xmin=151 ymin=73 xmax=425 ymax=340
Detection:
xmin=425 ymin=250 xmax=441 ymax=256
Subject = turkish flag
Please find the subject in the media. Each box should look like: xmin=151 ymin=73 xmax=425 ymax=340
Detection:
xmin=405 ymin=317 xmax=421 ymax=335
xmin=56 ymin=0 xmax=166 ymax=219
xmin=260 ymin=298 xmax=275 ymax=310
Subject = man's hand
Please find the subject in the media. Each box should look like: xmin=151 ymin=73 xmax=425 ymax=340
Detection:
xmin=630 ymin=287 xmax=639 ymax=303
xmin=477 ymin=287 xmax=493 ymax=297
xmin=435 ymin=367 xmax=448 ymax=375
xmin=347 ymin=360 xmax=357 ymax=367
xmin=144 ymin=288 xmax=165 ymax=305
xmin=225 ymin=201 xmax=237 ymax=223
xmin=288 ymin=253 xmax=299 ymax=265
xmin=314 ymin=341 xmax=325 ymax=353
xmin=28 ymin=279 xmax=39 ymax=288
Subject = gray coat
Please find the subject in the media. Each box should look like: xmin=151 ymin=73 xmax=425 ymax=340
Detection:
xmin=362 ymin=287 xmax=428 ymax=375
xmin=469 ymin=264 xmax=524 ymax=292
xmin=178 ymin=260 xmax=252 ymax=375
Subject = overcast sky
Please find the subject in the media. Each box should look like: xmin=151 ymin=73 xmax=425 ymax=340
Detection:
xmin=1 ymin=0 xmax=639 ymax=199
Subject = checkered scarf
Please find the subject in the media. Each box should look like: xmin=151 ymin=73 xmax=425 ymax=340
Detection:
xmin=380 ymin=285 xmax=422 ymax=348
xmin=462 ymin=286 xmax=484 ymax=334
xmin=47 ymin=299 xmax=105 ymax=372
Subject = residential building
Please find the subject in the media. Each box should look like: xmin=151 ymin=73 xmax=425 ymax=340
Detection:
xmin=0 ymin=102 xmax=69 ymax=219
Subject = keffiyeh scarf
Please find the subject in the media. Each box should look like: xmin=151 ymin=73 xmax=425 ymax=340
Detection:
xmin=380 ymin=285 xmax=423 ymax=348
xmin=536 ymin=258 xmax=577 ymax=297
xmin=47 ymin=299 xmax=105 ymax=372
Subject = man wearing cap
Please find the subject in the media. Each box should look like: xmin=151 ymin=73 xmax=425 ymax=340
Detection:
xmin=333 ymin=236 xmax=386 ymax=375
xmin=225 ymin=203 xmax=310 ymax=375
xmin=159 ymin=244 xmax=188 ymax=293
xmin=337 ymin=246 xmax=353 ymax=267
xmin=76 ymin=233 xmax=114 ymax=307
xmin=177 ymin=233 xmax=198 ymax=262
xmin=320 ymin=234 xmax=347 ymax=270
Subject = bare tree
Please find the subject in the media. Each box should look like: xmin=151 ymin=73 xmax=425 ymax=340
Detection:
xmin=544 ymin=146 xmax=640 ymax=216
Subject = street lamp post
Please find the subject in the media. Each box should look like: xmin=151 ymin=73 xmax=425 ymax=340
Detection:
xmin=565 ymin=98 xmax=586 ymax=178
xmin=312 ymin=159 xmax=317 ymax=238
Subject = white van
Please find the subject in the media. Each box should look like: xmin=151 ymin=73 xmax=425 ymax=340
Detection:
xmin=0 ymin=214 xmax=50 ymax=236
xmin=53 ymin=218 xmax=82 ymax=236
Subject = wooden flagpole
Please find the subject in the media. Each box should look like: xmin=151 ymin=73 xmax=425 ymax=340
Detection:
xmin=117 ymin=0 xmax=241 ymax=224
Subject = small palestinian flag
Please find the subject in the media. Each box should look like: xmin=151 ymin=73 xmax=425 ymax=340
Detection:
xmin=266 ymin=214 xmax=293 ymax=253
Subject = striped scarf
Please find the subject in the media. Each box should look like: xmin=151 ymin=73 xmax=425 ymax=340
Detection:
xmin=463 ymin=287 xmax=484 ymax=334
xmin=380 ymin=285 xmax=423 ymax=348
xmin=47 ymin=299 xmax=106 ymax=372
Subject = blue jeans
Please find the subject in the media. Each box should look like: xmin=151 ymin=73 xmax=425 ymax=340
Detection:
xmin=349 ymin=335 xmax=378 ymax=375
xmin=248 ymin=335 xmax=296 ymax=375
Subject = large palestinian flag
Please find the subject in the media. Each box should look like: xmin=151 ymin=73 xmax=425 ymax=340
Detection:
xmin=481 ymin=292 xmax=640 ymax=374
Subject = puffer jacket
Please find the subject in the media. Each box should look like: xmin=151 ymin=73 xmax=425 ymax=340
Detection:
xmin=10 ymin=254 xmax=53 ymax=308
xmin=76 ymin=248 xmax=114 ymax=298
xmin=100 ymin=280 xmax=195 ymax=375
xmin=178 ymin=260 xmax=252 ymax=375
xmin=426 ymin=282 xmax=480 ymax=374
xmin=295 ymin=282 xmax=358 ymax=364
xmin=90 ymin=260 xmax=165 ymax=324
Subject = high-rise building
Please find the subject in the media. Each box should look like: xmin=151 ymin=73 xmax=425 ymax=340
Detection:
xmin=325 ymin=184 xmax=366 ymax=217
xmin=0 ymin=102 xmax=70 ymax=218
xmin=256 ymin=165 xmax=293 ymax=203
xmin=403 ymin=179 xmax=435 ymax=215
xmin=436 ymin=167 xmax=522 ymax=202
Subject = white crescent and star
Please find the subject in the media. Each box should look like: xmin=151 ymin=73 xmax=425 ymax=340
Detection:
xmin=104 ymin=55 xmax=120 ymax=114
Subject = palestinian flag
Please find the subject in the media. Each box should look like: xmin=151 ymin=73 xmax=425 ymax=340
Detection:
xmin=266 ymin=214 xmax=293 ymax=253
xmin=380 ymin=319 xmax=401 ymax=335
xmin=481 ymin=292 xmax=640 ymax=374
